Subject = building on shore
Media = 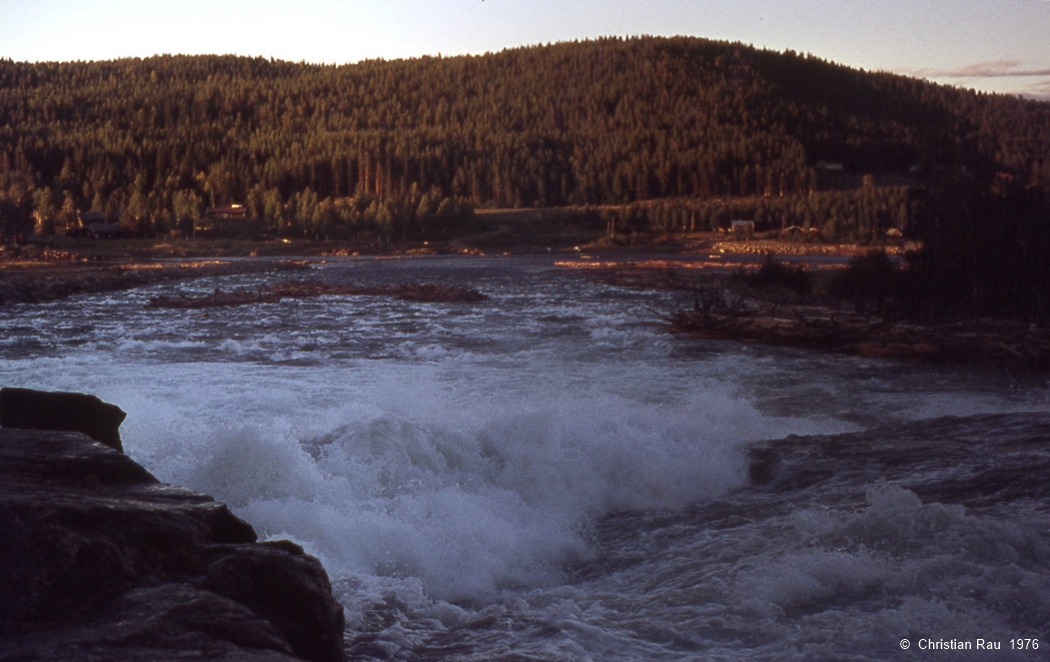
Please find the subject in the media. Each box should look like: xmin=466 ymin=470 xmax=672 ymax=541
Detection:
xmin=730 ymin=219 xmax=755 ymax=238
xmin=68 ymin=212 xmax=125 ymax=239
xmin=197 ymin=205 xmax=249 ymax=237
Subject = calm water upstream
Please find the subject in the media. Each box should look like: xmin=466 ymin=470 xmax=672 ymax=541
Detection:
xmin=3 ymin=255 xmax=1050 ymax=660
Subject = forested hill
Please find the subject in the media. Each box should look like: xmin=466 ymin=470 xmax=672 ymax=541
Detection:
xmin=1 ymin=36 xmax=1049 ymax=239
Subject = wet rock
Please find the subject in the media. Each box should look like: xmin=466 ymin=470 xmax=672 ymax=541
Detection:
xmin=0 ymin=387 xmax=127 ymax=452
xmin=0 ymin=429 xmax=345 ymax=662
xmin=0 ymin=259 xmax=313 ymax=306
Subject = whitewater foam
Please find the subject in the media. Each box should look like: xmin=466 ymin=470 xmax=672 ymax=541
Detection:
xmin=120 ymin=364 xmax=795 ymax=603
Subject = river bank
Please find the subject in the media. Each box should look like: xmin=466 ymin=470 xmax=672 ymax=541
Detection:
xmin=0 ymin=251 xmax=313 ymax=305
xmin=577 ymin=261 xmax=1050 ymax=369
xmin=0 ymin=231 xmax=854 ymax=305
xmin=5 ymin=236 xmax=1046 ymax=370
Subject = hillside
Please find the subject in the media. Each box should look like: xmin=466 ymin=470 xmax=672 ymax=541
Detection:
xmin=1 ymin=36 xmax=1049 ymax=243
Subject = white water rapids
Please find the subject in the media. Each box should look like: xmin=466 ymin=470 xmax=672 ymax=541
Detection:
xmin=2 ymin=256 xmax=1049 ymax=659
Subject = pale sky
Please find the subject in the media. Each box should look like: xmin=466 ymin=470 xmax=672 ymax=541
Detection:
xmin=2 ymin=0 xmax=1049 ymax=99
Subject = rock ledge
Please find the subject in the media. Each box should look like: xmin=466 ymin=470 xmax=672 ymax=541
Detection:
xmin=0 ymin=429 xmax=345 ymax=662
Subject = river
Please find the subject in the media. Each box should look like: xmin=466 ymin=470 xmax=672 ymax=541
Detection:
xmin=2 ymin=255 xmax=1049 ymax=660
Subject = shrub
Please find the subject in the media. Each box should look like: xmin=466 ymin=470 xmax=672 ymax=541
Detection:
xmin=828 ymin=249 xmax=901 ymax=300
xmin=735 ymin=254 xmax=812 ymax=296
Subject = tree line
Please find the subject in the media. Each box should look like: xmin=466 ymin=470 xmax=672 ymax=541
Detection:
xmin=1 ymin=36 xmax=1048 ymax=242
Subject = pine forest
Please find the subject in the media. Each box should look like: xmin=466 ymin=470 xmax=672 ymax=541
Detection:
xmin=1 ymin=36 xmax=1049 ymax=245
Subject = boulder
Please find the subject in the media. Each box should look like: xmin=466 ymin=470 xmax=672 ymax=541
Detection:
xmin=0 ymin=429 xmax=345 ymax=662
xmin=0 ymin=387 xmax=127 ymax=452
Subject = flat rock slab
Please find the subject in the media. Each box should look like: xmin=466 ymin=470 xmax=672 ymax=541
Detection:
xmin=0 ymin=430 xmax=345 ymax=662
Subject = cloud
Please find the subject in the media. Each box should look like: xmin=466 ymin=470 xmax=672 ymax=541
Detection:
xmin=912 ymin=60 xmax=1050 ymax=79
xmin=900 ymin=60 xmax=1050 ymax=100
xmin=1025 ymin=79 xmax=1050 ymax=102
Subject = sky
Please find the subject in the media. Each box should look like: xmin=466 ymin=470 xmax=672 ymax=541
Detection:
xmin=1 ymin=0 xmax=1049 ymax=100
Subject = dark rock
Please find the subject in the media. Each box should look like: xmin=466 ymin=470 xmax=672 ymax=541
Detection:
xmin=0 ymin=429 xmax=346 ymax=662
xmin=4 ymin=584 xmax=298 ymax=661
xmin=199 ymin=544 xmax=347 ymax=662
xmin=0 ymin=387 xmax=127 ymax=452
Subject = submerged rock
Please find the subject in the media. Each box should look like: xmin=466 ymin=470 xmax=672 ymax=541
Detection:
xmin=0 ymin=429 xmax=345 ymax=662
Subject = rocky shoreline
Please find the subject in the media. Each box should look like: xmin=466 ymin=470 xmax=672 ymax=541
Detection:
xmin=588 ymin=265 xmax=1050 ymax=369
xmin=147 ymin=280 xmax=488 ymax=309
xmin=663 ymin=289 xmax=1050 ymax=367
xmin=0 ymin=429 xmax=346 ymax=661
xmin=0 ymin=259 xmax=312 ymax=305
xmin=6 ymin=243 xmax=1048 ymax=369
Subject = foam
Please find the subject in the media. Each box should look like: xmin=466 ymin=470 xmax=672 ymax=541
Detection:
xmin=97 ymin=362 xmax=800 ymax=603
xmin=114 ymin=338 xmax=210 ymax=353
xmin=0 ymin=348 xmax=873 ymax=605
xmin=733 ymin=484 xmax=1050 ymax=647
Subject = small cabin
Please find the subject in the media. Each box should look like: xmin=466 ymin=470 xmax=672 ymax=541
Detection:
xmin=730 ymin=220 xmax=755 ymax=238
xmin=76 ymin=211 xmax=122 ymax=227
xmin=71 ymin=212 xmax=124 ymax=239
xmin=88 ymin=222 xmax=124 ymax=239
xmin=198 ymin=204 xmax=249 ymax=238
xmin=205 ymin=205 xmax=247 ymax=220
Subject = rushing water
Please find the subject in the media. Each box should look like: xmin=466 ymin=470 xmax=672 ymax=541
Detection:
xmin=3 ymin=255 xmax=1050 ymax=660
